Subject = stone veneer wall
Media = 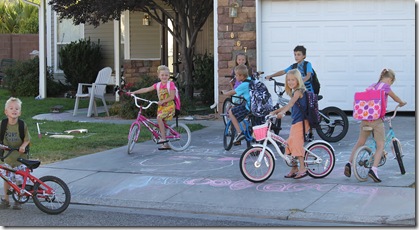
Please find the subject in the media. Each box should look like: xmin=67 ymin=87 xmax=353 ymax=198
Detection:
xmin=217 ymin=0 xmax=256 ymax=112
xmin=123 ymin=60 xmax=162 ymax=84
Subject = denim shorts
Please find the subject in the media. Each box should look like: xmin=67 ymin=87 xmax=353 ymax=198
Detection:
xmin=231 ymin=104 xmax=249 ymax=122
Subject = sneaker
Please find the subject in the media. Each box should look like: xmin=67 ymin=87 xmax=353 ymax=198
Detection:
xmin=344 ymin=163 xmax=351 ymax=177
xmin=12 ymin=202 xmax=22 ymax=210
xmin=0 ymin=199 xmax=10 ymax=209
xmin=233 ymin=132 xmax=245 ymax=143
xmin=368 ymin=169 xmax=382 ymax=183
xmin=233 ymin=141 xmax=241 ymax=146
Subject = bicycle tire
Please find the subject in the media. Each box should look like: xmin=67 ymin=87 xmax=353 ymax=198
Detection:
xmin=305 ymin=143 xmax=335 ymax=178
xmin=392 ymin=138 xmax=406 ymax=175
xmin=240 ymin=146 xmax=275 ymax=183
xmin=222 ymin=98 xmax=233 ymax=126
xmin=352 ymin=146 xmax=373 ymax=182
xmin=167 ymin=123 xmax=191 ymax=151
xmin=127 ymin=124 xmax=140 ymax=154
xmin=223 ymin=122 xmax=235 ymax=151
xmin=32 ymin=175 xmax=71 ymax=215
xmin=316 ymin=106 xmax=349 ymax=142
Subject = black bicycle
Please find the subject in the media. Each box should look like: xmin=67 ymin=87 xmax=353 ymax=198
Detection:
xmin=269 ymin=77 xmax=349 ymax=142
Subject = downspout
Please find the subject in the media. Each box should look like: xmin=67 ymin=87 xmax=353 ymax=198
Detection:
xmin=23 ymin=0 xmax=46 ymax=99
xmin=210 ymin=0 xmax=219 ymax=110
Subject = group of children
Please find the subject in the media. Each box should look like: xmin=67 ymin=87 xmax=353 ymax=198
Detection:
xmin=0 ymin=45 xmax=408 ymax=211
xmin=224 ymin=45 xmax=407 ymax=181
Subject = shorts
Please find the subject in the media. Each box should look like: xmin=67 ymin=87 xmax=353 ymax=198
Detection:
xmin=231 ymin=104 xmax=249 ymax=123
xmin=360 ymin=119 xmax=385 ymax=142
xmin=0 ymin=164 xmax=26 ymax=185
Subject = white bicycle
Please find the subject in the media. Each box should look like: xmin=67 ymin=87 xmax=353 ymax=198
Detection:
xmin=239 ymin=115 xmax=335 ymax=183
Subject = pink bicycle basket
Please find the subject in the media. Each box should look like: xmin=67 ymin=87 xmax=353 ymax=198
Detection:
xmin=253 ymin=124 xmax=268 ymax=141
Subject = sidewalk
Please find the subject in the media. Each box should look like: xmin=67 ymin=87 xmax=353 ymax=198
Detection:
xmin=26 ymin=108 xmax=417 ymax=225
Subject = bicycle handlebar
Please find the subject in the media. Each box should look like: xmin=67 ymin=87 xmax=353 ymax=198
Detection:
xmin=0 ymin=144 xmax=24 ymax=161
xmin=268 ymin=78 xmax=285 ymax=96
xmin=384 ymin=105 xmax=400 ymax=121
xmin=115 ymin=89 xmax=158 ymax=110
xmin=129 ymin=94 xmax=158 ymax=110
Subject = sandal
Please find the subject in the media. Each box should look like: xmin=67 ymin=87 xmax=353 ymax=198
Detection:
xmin=284 ymin=167 xmax=298 ymax=178
xmin=158 ymin=144 xmax=171 ymax=151
xmin=294 ymin=171 xmax=308 ymax=179
xmin=157 ymin=139 xmax=169 ymax=144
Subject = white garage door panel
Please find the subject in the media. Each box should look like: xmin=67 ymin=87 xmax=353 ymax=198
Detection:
xmin=259 ymin=0 xmax=415 ymax=111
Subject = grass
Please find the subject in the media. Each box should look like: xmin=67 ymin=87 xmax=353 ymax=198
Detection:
xmin=0 ymin=89 xmax=205 ymax=164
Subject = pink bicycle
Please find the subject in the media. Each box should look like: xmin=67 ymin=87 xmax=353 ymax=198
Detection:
xmin=120 ymin=91 xmax=191 ymax=154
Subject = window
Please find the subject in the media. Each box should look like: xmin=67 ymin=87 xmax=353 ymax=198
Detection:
xmin=55 ymin=17 xmax=84 ymax=72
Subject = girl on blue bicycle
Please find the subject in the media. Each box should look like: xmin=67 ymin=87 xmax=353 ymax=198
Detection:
xmin=344 ymin=68 xmax=406 ymax=182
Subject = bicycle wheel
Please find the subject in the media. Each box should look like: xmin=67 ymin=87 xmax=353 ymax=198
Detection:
xmin=392 ymin=138 xmax=406 ymax=175
xmin=316 ymin=106 xmax=349 ymax=142
xmin=240 ymin=146 xmax=275 ymax=183
xmin=222 ymin=98 xmax=233 ymax=126
xmin=127 ymin=124 xmax=140 ymax=154
xmin=352 ymin=146 xmax=373 ymax=182
xmin=223 ymin=122 xmax=235 ymax=151
xmin=32 ymin=176 xmax=71 ymax=215
xmin=167 ymin=123 xmax=191 ymax=151
xmin=305 ymin=143 xmax=335 ymax=178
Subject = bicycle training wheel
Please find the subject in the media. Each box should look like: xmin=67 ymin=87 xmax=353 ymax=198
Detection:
xmin=223 ymin=122 xmax=235 ymax=151
xmin=222 ymin=98 xmax=233 ymax=126
xmin=352 ymin=146 xmax=373 ymax=182
xmin=32 ymin=175 xmax=71 ymax=215
xmin=167 ymin=123 xmax=191 ymax=151
xmin=240 ymin=146 xmax=275 ymax=183
xmin=127 ymin=124 xmax=140 ymax=154
xmin=304 ymin=143 xmax=335 ymax=178
xmin=392 ymin=138 xmax=406 ymax=175
xmin=316 ymin=106 xmax=349 ymax=142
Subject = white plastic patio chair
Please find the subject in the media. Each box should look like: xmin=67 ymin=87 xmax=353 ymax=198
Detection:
xmin=73 ymin=67 xmax=112 ymax=117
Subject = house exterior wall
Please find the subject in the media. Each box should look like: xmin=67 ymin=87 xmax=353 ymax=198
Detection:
xmin=85 ymin=22 xmax=115 ymax=70
xmin=217 ymin=0 xmax=256 ymax=111
xmin=0 ymin=34 xmax=39 ymax=61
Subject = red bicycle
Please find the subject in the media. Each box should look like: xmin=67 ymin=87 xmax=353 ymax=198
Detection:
xmin=0 ymin=144 xmax=71 ymax=214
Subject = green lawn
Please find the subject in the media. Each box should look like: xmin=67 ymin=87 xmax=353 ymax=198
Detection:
xmin=0 ymin=89 xmax=204 ymax=164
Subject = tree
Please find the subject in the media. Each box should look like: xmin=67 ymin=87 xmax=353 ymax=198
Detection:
xmin=49 ymin=0 xmax=213 ymax=99
xmin=0 ymin=0 xmax=38 ymax=34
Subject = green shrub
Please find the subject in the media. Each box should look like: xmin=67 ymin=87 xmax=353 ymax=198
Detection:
xmin=110 ymin=75 xmax=159 ymax=119
xmin=4 ymin=57 xmax=68 ymax=97
xmin=59 ymin=38 xmax=102 ymax=90
xmin=193 ymin=52 xmax=214 ymax=106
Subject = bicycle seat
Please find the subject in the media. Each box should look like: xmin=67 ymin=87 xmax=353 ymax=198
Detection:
xmin=362 ymin=126 xmax=374 ymax=131
xmin=17 ymin=158 xmax=41 ymax=170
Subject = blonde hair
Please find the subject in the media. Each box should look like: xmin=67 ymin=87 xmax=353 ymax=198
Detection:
xmin=378 ymin=68 xmax=396 ymax=84
xmin=5 ymin=97 xmax=22 ymax=110
xmin=157 ymin=65 xmax=170 ymax=75
xmin=234 ymin=64 xmax=249 ymax=77
xmin=285 ymin=69 xmax=306 ymax=96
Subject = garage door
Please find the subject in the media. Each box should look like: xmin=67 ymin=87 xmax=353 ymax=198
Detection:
xmin=258 ymin=0 xmax=415 ymax=111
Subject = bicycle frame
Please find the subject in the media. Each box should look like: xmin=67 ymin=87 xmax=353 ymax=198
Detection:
xmin=0 ymin=148 xmax=53 ymax=200
xmin=128 ymin=94 xmax=182 ymax=142
xmin=225 ymin=118 xmax=253 ymax=142
xmin=253 ymin=116 xmax=333 ymax=166
xmin=364 ymin=106 xmax=399 ymax=161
